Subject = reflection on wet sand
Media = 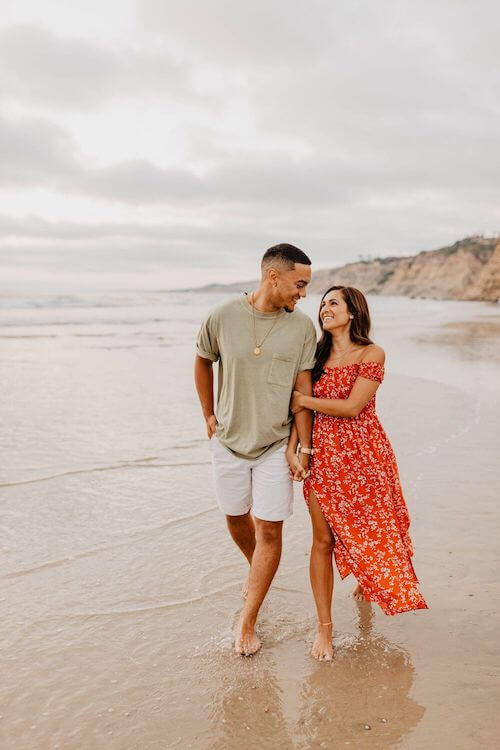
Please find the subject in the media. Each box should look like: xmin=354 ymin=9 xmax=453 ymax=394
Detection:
xmin=205 ymin=602 xmax=424 ymax=749
xmin=414 ymin=318 xmax=500 ymax=363
xmin=295 ymin=603 xmax=425 ymax=748
xmin=208 ymin=654 xmax=294 ymax=750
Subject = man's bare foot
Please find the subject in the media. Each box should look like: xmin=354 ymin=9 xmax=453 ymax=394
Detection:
xmin=311 ymin=622 xmax=333 ymax=661
xmin=241 ymin=572 xmax=250 ymax=600
xmin=235 ymin=616 xmax=261 ymax=656
xmin=352 ymin=583 xmax=365 ymax=601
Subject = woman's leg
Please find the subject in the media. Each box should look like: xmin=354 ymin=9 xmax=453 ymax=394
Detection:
xmin=308 ymin=490 xmax=335 ymax=660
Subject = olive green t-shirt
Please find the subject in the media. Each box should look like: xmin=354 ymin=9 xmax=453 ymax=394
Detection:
xmin=196 ymin=293 xmax=317 ymax=460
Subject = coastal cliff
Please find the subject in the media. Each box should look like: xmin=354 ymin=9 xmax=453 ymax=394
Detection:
xmin=309 ymin=236 xmax=500 ymax=301
xmin=191 ymin=236 xmax=500 ymax=302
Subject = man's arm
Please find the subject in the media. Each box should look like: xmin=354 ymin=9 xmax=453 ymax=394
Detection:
xmin=194 ymin=354 xmax=217 ymax=438
xmin=286 ymin=422 xmax=308 ymax=481
xmin=291 ymin=369 xmax=313 ymax=479
xmin=294 ymin=369 xmax=313 ymax=446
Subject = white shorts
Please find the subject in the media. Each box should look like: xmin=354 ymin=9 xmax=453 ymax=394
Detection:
xmin=209 ymin=437 xmax=294 ymax=522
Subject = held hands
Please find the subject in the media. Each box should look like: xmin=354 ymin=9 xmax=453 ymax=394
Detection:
xmin=206 ymin=414 xmax=217 ymax=439
xmin=286 ymin=448 xmax=310 ymax=482
xmin=290 ymin=390 xmax=305 ymax=415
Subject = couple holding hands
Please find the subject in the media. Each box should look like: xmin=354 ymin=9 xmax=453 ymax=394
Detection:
xmin=195 ymin=243 xmax=427 ymax=660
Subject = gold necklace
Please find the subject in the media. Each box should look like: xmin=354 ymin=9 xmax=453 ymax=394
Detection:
xmin=250 ymin=293 xmax=281 ymax=356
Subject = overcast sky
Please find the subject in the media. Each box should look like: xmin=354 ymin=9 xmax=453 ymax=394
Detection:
xmin=1 ymin=0 xmax=499 ymax=290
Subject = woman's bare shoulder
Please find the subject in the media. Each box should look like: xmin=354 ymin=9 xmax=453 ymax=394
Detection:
xmin=361 ymin=343 xmax=385 ymax=364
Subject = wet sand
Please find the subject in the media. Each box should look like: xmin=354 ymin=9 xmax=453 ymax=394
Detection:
xmin=1 ymin=293 xmax=499 ymax=749
xmin=414 ymin=317 xmax=500 ymax=364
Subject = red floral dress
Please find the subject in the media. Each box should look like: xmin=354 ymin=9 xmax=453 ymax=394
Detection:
xmin=303 ymin=361 xmax=428 ymax=615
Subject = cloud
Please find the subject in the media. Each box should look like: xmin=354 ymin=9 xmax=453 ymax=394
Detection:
xmin=139 ymin=0 xmax=334 ymax=65
xmin=0 ymin=214 xmax=276 ymax=269
xmin=0 ymin=213 xmax=261 ymax=244
xmin=0 ymin=24 xmax=190 ymax=110
xmin=0 ymin=112 xmax=77 ymax=186
xmin=1 ymin=100 xmax=499 ymax=227
xmin=75 ymin=160 xmax=202 ymax=204
xmin=0 ymin=112 xmax=358 ymax=205
xmin=0 ymin=25 xmax=121 ymax=109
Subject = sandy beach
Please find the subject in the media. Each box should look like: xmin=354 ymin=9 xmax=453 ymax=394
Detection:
xmin=1 ymin=291 xmax=499 ymax=749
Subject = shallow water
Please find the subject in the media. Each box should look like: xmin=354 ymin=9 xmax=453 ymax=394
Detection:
xmin=1 ymin=291 xmax=499 ymax=749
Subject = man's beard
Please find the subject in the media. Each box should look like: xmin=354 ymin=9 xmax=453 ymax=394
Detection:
xmin=283 ymin=305 xmax=294 ymax=313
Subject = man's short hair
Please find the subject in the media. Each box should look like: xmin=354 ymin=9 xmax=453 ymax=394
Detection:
xmin=261 ymin=243 xmax=311 ymax=272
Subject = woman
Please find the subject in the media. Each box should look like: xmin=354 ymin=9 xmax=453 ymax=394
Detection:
xmin=287 ymin=286 xmax=428 ymax=661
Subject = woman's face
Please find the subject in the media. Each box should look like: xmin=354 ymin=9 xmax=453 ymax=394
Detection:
xmin=319 ymin=289 xmax=352 ymax=332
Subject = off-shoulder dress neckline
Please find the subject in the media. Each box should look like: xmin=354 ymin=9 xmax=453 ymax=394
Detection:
xmin=323 ymin=362 xmax=366 ymax=371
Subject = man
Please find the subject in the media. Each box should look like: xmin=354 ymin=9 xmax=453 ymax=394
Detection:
xmin=194 ymin=243 xmax=316 ymax=655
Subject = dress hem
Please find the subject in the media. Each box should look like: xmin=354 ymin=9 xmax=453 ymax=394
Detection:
xmin=305 ymin=483 xmax=428 ymax=616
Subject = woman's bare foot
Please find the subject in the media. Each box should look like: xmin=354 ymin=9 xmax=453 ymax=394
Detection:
xmin=352 ymin=583 xmax=365 ymax=601
xmin=311 ymin=622 xmax=333 ymax=661
xmin=234 ymin=615 xmax=261 ymax=656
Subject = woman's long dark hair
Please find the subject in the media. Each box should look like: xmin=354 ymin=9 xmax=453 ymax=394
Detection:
xmin=312 ymin=286 xmax=374 ymax=382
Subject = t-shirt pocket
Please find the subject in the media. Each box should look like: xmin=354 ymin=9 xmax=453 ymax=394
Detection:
xmin=267 ymin=354 xmax=295 ymax=387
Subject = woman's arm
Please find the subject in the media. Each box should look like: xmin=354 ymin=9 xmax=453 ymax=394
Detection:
xmin=294 ymin=377 xmax=380 ymax=418
xmin=292 ymin=347 xmax=385 ymax=419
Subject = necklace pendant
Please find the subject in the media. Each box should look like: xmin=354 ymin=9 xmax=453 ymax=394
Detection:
xmin=253 ymin=347 xmax=261 ymax=356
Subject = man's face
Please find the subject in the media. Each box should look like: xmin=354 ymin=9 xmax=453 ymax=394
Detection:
xmin=274 ymin=263 xmax=312 ymax=312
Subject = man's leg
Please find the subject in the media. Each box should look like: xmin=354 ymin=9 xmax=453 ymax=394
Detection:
xmin=226 ymin=513 xmax=256 ymax=598
xmin=235 ymin=518 xmax=283 ymax=655
xmin=225 ymin=513 xmax=256 ymax=564
xmin=210 ymin=437 xmax=255 ymax=596
xmin=211 ymin=440 xmax=291 ymax=654
xmin=233 ymin=445 xmax=294 ymax=654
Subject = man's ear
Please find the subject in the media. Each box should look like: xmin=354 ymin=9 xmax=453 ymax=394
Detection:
xmin=266 ymin=267 xmax=279 ymax=285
